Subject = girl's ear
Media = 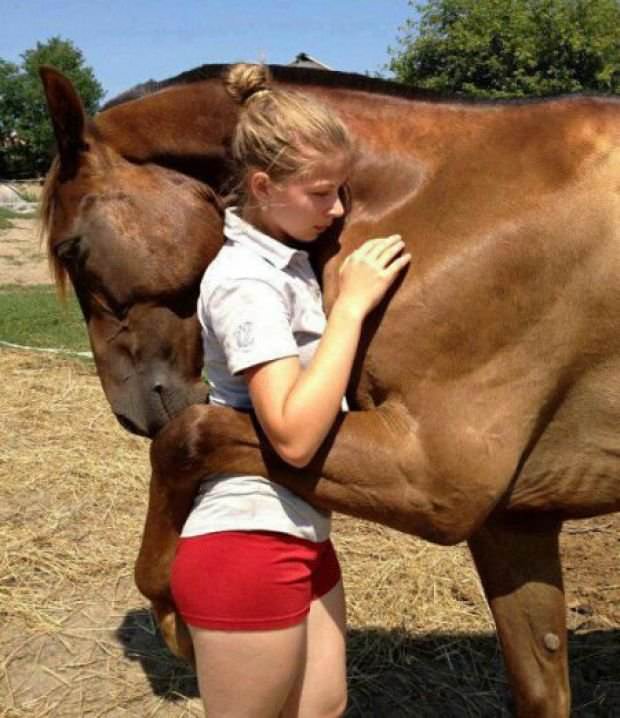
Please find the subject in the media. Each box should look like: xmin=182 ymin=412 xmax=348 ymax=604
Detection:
xmin=248 ymin=170 xmax=273 ymax=203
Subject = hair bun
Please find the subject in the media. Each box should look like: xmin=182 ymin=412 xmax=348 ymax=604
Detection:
xmin=225 ymin=63 xmax=272 ymax=105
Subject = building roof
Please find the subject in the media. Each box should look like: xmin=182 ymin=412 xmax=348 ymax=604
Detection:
xmin=288 ymin=53 xmax=332 ymax=70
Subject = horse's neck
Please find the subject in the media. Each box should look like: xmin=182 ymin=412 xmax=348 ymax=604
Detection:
xmin=93 ymin=80 xmax=237 ymax=187
xmin=94 ymin=76 xmax=459 ymax=170
xmin=93 ymin=77 xmax=462 ymax=238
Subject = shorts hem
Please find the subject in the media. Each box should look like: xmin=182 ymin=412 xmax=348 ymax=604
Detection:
xmin=182 ymin=607 xmax=310 ymax=631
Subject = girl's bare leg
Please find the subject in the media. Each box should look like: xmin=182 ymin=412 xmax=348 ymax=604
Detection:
xmin=190 ymin=623 xmax=306 ymax=718
xmin=282 ymin=580 xmax=347 ymax=718
xmin=188 ymin=580 xmax=347 ymax=718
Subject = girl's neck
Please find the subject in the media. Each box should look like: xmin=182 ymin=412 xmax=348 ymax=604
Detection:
xmin=241 ymin=204 xmax=287 ymax=244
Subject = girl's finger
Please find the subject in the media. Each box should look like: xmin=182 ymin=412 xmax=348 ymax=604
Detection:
xmin=375 ymin=241 xmax=407 ymax=269
xmin=377 ymin=237 xmax=405 ymax=262
xmin=356 ymin=234 xmax=402 ymax=258
xmin=381 ymin=253 xmax=411 ymax=277
xmin=365 ymin=234 xmax=403 ymax=260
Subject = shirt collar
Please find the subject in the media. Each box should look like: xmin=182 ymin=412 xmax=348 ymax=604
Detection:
xmin=224 ymin=207 xmax=308 ymax=270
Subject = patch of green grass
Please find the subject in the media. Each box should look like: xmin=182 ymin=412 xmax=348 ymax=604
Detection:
xmin=16 ymin=188 xmax=40 ymax=203
xmin=0 ymin=208 xmax=14 ymax=230
xmin=0 ymin=284 xmax=90 ymax=354
xmin=0 ymin=207 xmax=38 ymax=229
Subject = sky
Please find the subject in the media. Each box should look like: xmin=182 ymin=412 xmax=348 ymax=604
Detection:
xmin=1 ymin=0 xmax=416 ymax=103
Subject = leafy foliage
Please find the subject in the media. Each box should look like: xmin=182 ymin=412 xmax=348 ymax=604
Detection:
xmin=0 ymin=37 xmax=103 ymax=177
xmin=389 ymin=0 xmax=620 ymax=97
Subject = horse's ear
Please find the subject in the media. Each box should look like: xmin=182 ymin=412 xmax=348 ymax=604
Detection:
xmin=39 ymin=65 xmax=88 ymax=177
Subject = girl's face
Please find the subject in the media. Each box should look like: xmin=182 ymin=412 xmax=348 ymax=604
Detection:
xmin=250 ymin=152 xmax=350 ymax=243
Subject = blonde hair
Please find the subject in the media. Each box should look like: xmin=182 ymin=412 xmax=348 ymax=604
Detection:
xmin=224 ymin=63 xmax=353 ymax=192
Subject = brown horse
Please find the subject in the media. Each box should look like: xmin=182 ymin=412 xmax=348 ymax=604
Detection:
xmin=40 ymin=64 xmax=620 ymax=717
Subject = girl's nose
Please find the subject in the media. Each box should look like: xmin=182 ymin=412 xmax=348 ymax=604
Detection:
xmin=328 ymin=195 xmax=344 ymax=218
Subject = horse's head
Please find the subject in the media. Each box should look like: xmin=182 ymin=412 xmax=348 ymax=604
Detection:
xmin=40 ymin=67 xmax=224 ymax=437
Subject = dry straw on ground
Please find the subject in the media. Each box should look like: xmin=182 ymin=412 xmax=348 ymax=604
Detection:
xmin=1 ymin=349 xmax=618 ymax=717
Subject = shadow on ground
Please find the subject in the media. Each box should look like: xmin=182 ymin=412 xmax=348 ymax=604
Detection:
xmin=117 ymin=609 xmax=620 ymax=717
xmin=116 ymin=609 xmax=199 ymax=700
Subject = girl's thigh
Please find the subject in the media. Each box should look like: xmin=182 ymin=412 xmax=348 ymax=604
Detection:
xmin=173 ymin=532 xmax=345 ymax=716
xmin=282 ymin=580 xmax=347 ymax=718
xmin=190 ymin=623 xmax=307 ymax=718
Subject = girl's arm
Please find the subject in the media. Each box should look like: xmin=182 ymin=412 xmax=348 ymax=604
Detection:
xmin=245 ymin=234 xmax=410 ymax=467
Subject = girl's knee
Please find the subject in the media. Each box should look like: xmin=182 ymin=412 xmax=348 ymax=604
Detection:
xmin=299 ymin=685 xmax=347 ymax=718
xmin=325 ymin=688 xmax=347 ymax=718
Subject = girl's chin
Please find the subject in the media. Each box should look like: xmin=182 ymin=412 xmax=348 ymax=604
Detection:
xmin=282 ymin=232 xmax=318 ymax=248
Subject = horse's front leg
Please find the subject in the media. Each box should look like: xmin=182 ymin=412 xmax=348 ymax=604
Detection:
xmin=134 ymin=402 xmax=275 ymax=659
xmin=134 ymin=457 xmax=197 ymax=662
xmin=468 ymin=516 xmax=570 ymax=718
xmin=135 ymin=400 xmax=504 ymax=659
xmin=149 ymin=399 xmax=502 ymax=543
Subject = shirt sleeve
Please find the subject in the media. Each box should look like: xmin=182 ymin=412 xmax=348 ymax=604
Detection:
xmin=204 ymin=278 xmax=299 ymax=375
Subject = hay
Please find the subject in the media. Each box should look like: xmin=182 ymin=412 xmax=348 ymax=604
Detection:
xmin=0 ymin=348 xmax=618 ymax=717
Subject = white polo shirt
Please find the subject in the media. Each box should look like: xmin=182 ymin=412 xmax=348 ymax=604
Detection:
xmin=181 ymin=207 xmax=340 ymax=542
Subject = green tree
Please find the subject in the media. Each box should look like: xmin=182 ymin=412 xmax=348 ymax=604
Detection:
xmin=0 ymin=37 xmax=104 ymax=177
xmin=389 ymin=0 xmax=620 ymax=97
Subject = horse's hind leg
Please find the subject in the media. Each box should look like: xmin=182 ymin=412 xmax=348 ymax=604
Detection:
xmin=468 ymin=516 xmax=570 ymax=718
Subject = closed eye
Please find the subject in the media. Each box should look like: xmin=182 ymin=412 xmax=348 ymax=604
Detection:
xmin=309 ymin=183 xmax=345 ymax=199
xmin=90 ymin=291 xmax=129 ymax=321
xmin=54 ymin=237 xmax=82 ymax=264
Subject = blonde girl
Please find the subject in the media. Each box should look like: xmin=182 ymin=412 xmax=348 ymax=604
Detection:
xmin=171 ymin=63 xmax=410 ymax=718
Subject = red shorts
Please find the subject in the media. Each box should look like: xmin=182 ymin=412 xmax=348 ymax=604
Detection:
xmin=170 ymin=531 xmax=341 ymax=631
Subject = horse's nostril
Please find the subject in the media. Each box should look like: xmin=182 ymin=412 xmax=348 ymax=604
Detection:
xmin=153 ymin=382 xmax=165 ymax=394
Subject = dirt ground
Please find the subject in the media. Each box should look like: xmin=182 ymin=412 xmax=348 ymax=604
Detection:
xmin=0 ymin=218 xmax=51 ymax=286
xmin=1 ymin=220 xmax=619 ymax=717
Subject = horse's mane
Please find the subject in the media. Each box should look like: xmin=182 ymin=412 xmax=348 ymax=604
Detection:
xmin=101 ymin=79 xmax=161 ymax=109
xmin=101 ymin=63 xmax=461 ymax=111
xmin=102 ymin=62 xmax=609 ymax=113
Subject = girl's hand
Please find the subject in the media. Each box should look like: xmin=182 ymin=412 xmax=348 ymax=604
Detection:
xmin=336 ymin=234 xmax=411 ymax=320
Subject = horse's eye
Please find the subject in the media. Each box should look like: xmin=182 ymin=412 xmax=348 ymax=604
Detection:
xmin=116 ymin=303 xmax=129 ymax=320
xmin=55 ymin=237 xmax=82 ymax=264
xmin=91 ymin=291 xmax=129 ymax=321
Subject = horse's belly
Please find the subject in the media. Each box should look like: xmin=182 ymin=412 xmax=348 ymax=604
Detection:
xmin=508 ymin=454 xmax=620 ymax=518
xmin=507 ymin=362 xmax=620 ymax=518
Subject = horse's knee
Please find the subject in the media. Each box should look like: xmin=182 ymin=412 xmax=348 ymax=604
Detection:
xmin=151 ymin=600 xmax=195 ymax=664
xmin=514 ymin=634 xmax=570 ymax=718
xmin=514 ymin=676 xmax=570 ymax=718
xmin=134 ymin=556 xmax=167 ymax=603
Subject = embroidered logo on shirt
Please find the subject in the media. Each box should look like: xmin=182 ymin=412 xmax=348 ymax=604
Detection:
xmin=234 ymin=321 xmax=255 ymax=350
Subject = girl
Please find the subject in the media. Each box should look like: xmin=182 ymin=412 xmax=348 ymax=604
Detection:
xmin=170 ymin=63 xmax=410 ymax=718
